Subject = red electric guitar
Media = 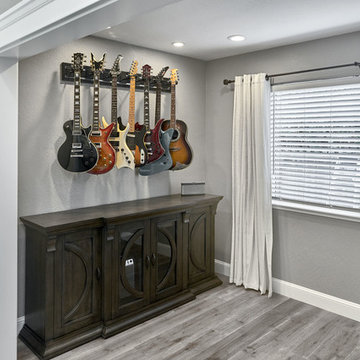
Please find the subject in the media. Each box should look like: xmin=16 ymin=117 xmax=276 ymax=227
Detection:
xmin=135 ymin=64 xmax=165 ymax=163
xmin=88 ymin=53 xmax=116 ymax=175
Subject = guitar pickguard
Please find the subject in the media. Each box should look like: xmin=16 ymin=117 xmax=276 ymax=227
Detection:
xmin=88 ymin=122 xmax=116 ymax=175
xmin=139 ymin=128 xmax=174 ymax=176
xmin=102 ymin=117 xmax=134 ymax=170
xmin=161 ymin=119 xmax=193 ymax=170
xmin=57 ymin=120 xmax=98 ymax=173
xmin=126 ymin=125 xmax=148 ymax=167
xmin=135 ymin=119 xmax=165 ymax=163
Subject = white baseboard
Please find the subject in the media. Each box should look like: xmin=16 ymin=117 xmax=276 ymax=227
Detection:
xmin=215 ymin=259 xmax=230 ymax=277
xmin=214 ymin=259 xmax=360 ymax=323
xmin=272 ymin=278 xmax=360 ymax=323
xmin=17 ymin=316 xmax=24 ymax=335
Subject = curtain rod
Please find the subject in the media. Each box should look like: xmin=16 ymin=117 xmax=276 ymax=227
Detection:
xmin=223 ymin=61 xmax=360 ymax=85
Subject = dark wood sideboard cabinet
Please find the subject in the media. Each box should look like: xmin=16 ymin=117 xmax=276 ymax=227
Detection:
xmin=20 ymin=194 xmax=222 ymax=359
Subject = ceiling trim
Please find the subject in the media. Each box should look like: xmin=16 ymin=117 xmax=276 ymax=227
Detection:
xmin=0 ymin=0 xmax=119 ymax=55
xmin=0 ymin=0 xmax=55 ymax=31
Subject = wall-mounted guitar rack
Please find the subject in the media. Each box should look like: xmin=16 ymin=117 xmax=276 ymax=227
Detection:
xmin=60 ymin=62 xmax=171 ymax=92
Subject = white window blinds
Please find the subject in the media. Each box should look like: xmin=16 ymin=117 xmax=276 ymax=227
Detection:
xmin=270 ymin=82 xmax=360 ymax=210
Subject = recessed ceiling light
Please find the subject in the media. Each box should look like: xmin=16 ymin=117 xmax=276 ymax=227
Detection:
xmin=172 ymin=41 xmax=185 ymax=48
xmin=106 ymin=26 xmax=111 ymax=29
xmin=227 ymin=34 xmax=245 ymax=42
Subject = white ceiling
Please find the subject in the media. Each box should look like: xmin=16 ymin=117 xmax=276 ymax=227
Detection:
xmin=94 ymin=0 xmax=360 ymax=61
xmin=0 ymin=0 xmax=21 ymax=16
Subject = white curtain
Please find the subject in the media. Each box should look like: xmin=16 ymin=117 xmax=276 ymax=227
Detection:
xmin=230 ymin=73 xmax=273 ymax=296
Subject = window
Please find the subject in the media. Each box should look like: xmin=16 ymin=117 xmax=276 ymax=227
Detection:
xmin=270 ymin=82 xmax=360 ymax=210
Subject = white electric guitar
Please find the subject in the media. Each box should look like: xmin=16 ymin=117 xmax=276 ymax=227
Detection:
xmin=102 ymin=55 xmax=135 ymax=170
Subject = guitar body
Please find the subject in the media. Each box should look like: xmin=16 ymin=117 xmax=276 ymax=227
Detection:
xmin=88 ymin=122 xmax=116 ymax=175
xmin=135 ymin=119 xmax=165 ymax=163
xmin=102 ymin=117 xmax=135 ymax=170
xmin=126 ymin=125 xmax=148 ymax=167
xmin=139 ymin=127 xmax=174 ymax=176
xmin=57 ymin=120 xmax=98 ymax=173
xmin=161 ymin=119 xmax=193 ymax=170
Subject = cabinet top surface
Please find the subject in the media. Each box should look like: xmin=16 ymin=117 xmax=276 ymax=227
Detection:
xmin=20 ymin=194 xmax=223 ymax=232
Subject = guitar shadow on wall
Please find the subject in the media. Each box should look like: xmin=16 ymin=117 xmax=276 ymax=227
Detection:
xmin=26 ymin=70 xmax=76 ymax=214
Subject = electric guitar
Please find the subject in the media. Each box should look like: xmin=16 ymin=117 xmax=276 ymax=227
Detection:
xmin=101 ymin=55 xmax=135 ymax=170
xmin=88 ymin=53 xmax=116 ymax=175
xmin=126 ymin=60 xmax=147 ymax=167
xmin=139 ymin=66 xmax=174 ymax=176
xmin=57 ymin=53 xmax=98 ymax=173
xmin=161 ymin=69 xmax=193 ymax=170
xmin=136 ymin=64 xmax=164 ymax=163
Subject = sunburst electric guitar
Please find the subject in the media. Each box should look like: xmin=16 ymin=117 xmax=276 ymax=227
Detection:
xmin=88 ymin=53 xmax=116 ymax=175
xmin=139 ymin=66 xmax=174 ymax=176
xmin=162 ymin=69 xmax=193 ymax=170
xmin=101 ymin=55 xmax=134 ymax=170
xmin=126 ymin=60 xmax=147 ymax=167
xmin=57 ymin=53 xmax=98 ymax=173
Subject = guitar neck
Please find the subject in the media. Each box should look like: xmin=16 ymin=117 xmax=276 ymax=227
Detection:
xmin=73 ymin=70 xmax=81 ymax=134
xmin=170 ymin=83 xmax=176 ymax=128
xmin=144 ymin=80 xmax=150 ymax=130
xmin=111 ymin=75 xmax=118 ymax=124
xmin=92 ymin=72 xmax=101 ymax=132
xmin=155 ymin=84 xmax=162 ymax=124
xmin=128 ymin=76 xmax=136 ymax=132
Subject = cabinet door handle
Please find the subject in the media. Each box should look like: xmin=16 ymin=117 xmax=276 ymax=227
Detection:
xmin=151 ymin=253 xmax=156 ymax=266
xmin=96 ymin=267 xmax=101 ymax=280
xmin=145 ymin=255 xmax=150 ymax=268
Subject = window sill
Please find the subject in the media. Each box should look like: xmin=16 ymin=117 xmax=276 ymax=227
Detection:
xmin=272 ymin=200 xmax=360 ymax=223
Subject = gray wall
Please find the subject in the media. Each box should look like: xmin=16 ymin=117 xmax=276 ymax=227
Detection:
xmin=18 ymin=36 xmax=206 ymax=316
xmin=19 ymin=31 xmax=360 ymax=317
xmin=205 ymin=31 xmax=360 ymax=304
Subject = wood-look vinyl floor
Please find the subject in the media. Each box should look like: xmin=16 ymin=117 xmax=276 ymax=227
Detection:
xmin=18 ymin=275 xmax=360 ymax=360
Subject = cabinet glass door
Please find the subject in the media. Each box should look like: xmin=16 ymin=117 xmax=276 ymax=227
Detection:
xmin=152 ymin=215 xmax=182 ymax=300
xmin=114 ymin=221 xmax=150 ymax=315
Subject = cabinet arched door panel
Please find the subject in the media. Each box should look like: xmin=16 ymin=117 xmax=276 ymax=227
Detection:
xmin=188 ymin=207 xmax=212 ymax=285
xmin=54 ymin=228 xmax=102 ymax=337
xmin=112 ymin=221 xmax=150 ymax=317
xmin=151 ymin=214 xmax=183 ymax=301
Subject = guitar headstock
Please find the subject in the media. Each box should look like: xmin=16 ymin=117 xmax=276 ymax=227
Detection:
xmin=110 ymin=54 xmax=123 ymax=76
xmin=156 ymin=66 xmax=169 ymax=83
xmin=170 ymin=69 xmax=179 ymax=85
xmin=72 ymin=53 xmax=85 ymax=72
xmin=90 ymin=53 xmax=106 ymax=74
xmin=142 ymin=64 xmax=152 ymax=80
xmin=129 ymin=60 xmax=138 ymax=77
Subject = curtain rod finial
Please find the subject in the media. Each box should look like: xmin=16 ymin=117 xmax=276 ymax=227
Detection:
xmin=223 ymin=79 xmax=234 ymax=85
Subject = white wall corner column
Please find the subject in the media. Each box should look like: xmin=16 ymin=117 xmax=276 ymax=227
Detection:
xmin=0 ymin=57 xmax=18 ymax=360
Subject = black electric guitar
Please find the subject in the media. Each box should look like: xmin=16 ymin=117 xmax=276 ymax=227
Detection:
xmin=57 ymin=53 xmax=98 ymax=172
